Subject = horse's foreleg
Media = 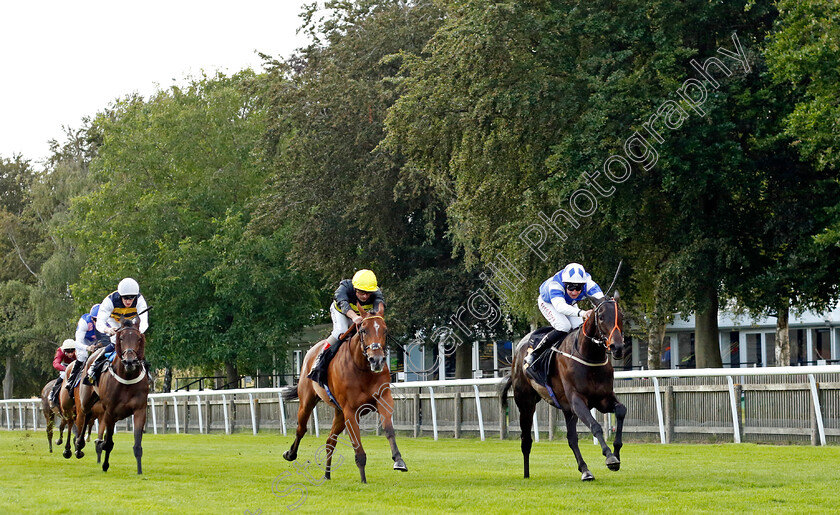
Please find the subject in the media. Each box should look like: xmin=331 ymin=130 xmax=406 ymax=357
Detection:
xmin=101 ymin=414 xmax=115 ymax=472
xmin=284 ymin=387 xmax=318 ymax=462
xmin=611 ymin=399 xmax=626 ymax=468
xmin=376 ymin=388 xmax=407 ymax=472
xmin=322 ymin=410 xmax=347 ymax=480
xmin=569 ymin=394 xmax=617 ymax=471
xmin=514 ymin=393 xmax=537 ymax=479
xmin=343 ymin=415 xmax=367 ymax=483
xmin=133 ymin=408 xmax=146 ymax=474
xmin=95 ymin=416 xmax=105 ymax=464
xmin=563 ymin=409 xmax=592 ymax=481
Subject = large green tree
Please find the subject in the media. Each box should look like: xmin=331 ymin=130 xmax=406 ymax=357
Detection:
xmin=64 ymin=71 xmax=319 ymax=387
xmin=385 ymin=0 xmax=805 ymax=368
xmin=257 ymin=0 xmax=499 ymax=379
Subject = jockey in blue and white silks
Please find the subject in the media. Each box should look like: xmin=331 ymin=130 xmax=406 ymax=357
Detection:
xmin=526 ymin=263 xmax=605 ymax=369
xmin=538 ymin=263 xmax=604 ymax=333
xmin=65 ymin=304 xmax=106 ymax=392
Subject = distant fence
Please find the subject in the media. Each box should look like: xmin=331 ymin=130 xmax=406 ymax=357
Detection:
xmin=4 ymin=365 xmax=840 ymax=445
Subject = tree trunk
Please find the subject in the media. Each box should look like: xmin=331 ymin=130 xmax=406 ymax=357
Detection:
xmin=455 ymin=343 xmax=471 ymax=379
xmin=694 ymin=286 xmax=722 ymax=368
xmin=225 ymin=361 xmax=239 ymax=387
xmin=775 ymin=305 xmax=791 ymax=367
xmin=163 ymin=367 xmax=173 ymax=393
xmin=3 ymin=356 xmax=13 ymax=399
xmin=647 ymin=320 xmax=667 ymax=370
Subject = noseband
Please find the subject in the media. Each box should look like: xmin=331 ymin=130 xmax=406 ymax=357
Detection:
xmin=116 ymin=326 xmax=143 ymax=362
xmin=358 ymin=315 xmax=385 ymax=362
xmin=581 ymin=300 xmax=621 ymax=351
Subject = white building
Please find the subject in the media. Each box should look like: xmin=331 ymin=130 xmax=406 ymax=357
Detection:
xmin=629 ymin=303 xmax=840 ymax=369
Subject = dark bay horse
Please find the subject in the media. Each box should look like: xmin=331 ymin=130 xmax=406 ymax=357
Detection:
xmin=502 ymin=293 xmax=626 ymax=481
xmin=281 ymin=305 xmax=407 ymax=483
xmin=74 ymin=319 xmax=149 ymax=473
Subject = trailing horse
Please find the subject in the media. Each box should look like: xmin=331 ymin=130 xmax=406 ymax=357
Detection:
xmin=502 ymin=293 xmax=626 ymax=481
xmin=74 ymin=318 xmax=149 ymax=473
xmin=281 ymin=305 xmax=407 ymax=483
xmin=50 ymin=370 xmax=103 ymax=458
xmin=40 ymin=379 xmax=67 ymax=453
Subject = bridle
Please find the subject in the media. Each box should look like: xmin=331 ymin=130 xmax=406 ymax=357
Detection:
xmin=109 ymin=325 xmax=146 ymax=385
xmin=358 ymin=315 xmax=385 ymax=362
xmin=581 ymin=299 xmax=621 ymax=351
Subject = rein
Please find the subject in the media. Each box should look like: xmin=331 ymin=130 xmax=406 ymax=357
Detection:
xmin=557 ymin=299 xmax=621 ymax=367
xmin=580 ymin=300 xmax=621 ymax=350
xmin=359 ymin=315 xmax=385 ymax=359
xmin=111 ymin=326 xmax=146 ymax=385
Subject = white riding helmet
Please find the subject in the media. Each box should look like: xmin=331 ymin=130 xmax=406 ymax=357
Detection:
xmin=61 ymin=339 xmax=76 ymax=351
xmin=560 ymin=263 xmax=588 ymax=284
xmin=117 ymin=277 xmax=140 ymax=297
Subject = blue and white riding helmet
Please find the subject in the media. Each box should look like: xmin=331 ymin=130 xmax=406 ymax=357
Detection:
xmin=560 ymin=262 xmax=589 ymax=285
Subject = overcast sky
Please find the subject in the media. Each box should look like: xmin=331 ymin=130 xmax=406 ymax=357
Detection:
xmin=0 ymin=1 xmax=310 ymax=165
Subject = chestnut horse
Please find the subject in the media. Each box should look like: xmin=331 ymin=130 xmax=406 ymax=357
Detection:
xmin=502 ymin=293 xmax=626 ymax=481
xmin=74 ymin=318 xmax=149 ymax=473
xmin=56 ymin=363 xmax=104 ymax=460
xmin=281 ymin=305 xmax=407 ymax=483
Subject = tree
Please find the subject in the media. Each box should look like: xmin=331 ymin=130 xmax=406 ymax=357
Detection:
xmin=63 ymin=71 xmax=320 ymax=381
xmin=257 ymin=0 xmax=497 ymax=379
xmin=385 ymin=0 xmax=798 ymax=369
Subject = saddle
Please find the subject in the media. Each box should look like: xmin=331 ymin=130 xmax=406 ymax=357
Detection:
xmin=524 ymin=327 xmax=564 ymax=386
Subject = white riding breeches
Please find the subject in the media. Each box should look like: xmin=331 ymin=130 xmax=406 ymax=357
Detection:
xmin=330 ymin=302 xmax=352 ymax=341
xmin=538 ymin=297 xmax=583 ymax=333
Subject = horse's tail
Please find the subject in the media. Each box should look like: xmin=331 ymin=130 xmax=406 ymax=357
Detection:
xmin=499 ymin=375 xmax=513 ymax=411
xmin=280 ymin=385 xmax=299 ymax=401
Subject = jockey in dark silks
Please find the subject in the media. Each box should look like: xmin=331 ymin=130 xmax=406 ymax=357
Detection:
xmin=85 ymin=277 xmax=149 ymax=385
xmin=307 ymin=269 xmax=385 ymax=385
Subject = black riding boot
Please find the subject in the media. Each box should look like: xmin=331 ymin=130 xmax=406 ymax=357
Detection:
xmin=307 ymin=339 xmax=343 ymax=385
xmin=85 ymin=353 xmax=107 ymax=385
xmin=50 ymin=377 xmax=63 ymax=407
xmin=65 ymin=363 xmax=82 ymax=391
xmin=525 ymin=330 xmax=568 ymax=367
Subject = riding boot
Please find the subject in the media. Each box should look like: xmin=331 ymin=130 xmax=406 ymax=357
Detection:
xmin=525 ymin=330 xmax=568 ymax=368
xmin=65 ymin=363 xmax=81 ymax=391
xmin=50 ymin=377 xmax=62 ymax=407
xmin=85 ymin=353 xmax=107 ymax=385
xmin=306 ymin=336 xmax=343 ymax=384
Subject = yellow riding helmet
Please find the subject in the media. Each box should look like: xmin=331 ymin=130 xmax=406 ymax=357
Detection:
xmin=352 ymin=269 xmax=378 ymax=292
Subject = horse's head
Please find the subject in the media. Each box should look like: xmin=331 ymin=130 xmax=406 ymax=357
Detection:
xmin=356 ymin=304 xmax=387 ymax=374
xmin=115 ymin=318 xmax=146 ymax=373
xmin=590 ymin=291 xmax=625 ymax=359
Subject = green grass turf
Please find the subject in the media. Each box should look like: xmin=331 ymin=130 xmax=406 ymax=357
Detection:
xmin=1 ymin=430 xmax=838 ymax=514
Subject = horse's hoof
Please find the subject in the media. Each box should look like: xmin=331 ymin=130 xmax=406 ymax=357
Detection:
xmin=56 ymin=438 xmax=63 ymax=445
xmin=393 ymin=459 xmax=408 ymax=472
xmin=102 ymin=462 xmax=109 ymax=472
xmin=62 ymin=449 xmax=71 ymax=459
xmin=75 ymin=450 xmax=84 ymax=459
xmin=581 ymin=471 xmax=594 ymax=481
xmin=282 ymin=450 xmax=296 ymax=462
xmin=606 ymin=456 xmax=620 ymax=471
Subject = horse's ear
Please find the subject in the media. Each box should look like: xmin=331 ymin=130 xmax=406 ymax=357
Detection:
xmin=357 ymin=303 xmax=368 ymax=318
xmin=613 ymin=290 xmax=620 ymax=302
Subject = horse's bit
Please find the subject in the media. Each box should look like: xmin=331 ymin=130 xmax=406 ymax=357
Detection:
xmin=581 ymin=300 xmax=621 ymax=350
xmin=358 ymin=315 xmax=385 ymax=360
